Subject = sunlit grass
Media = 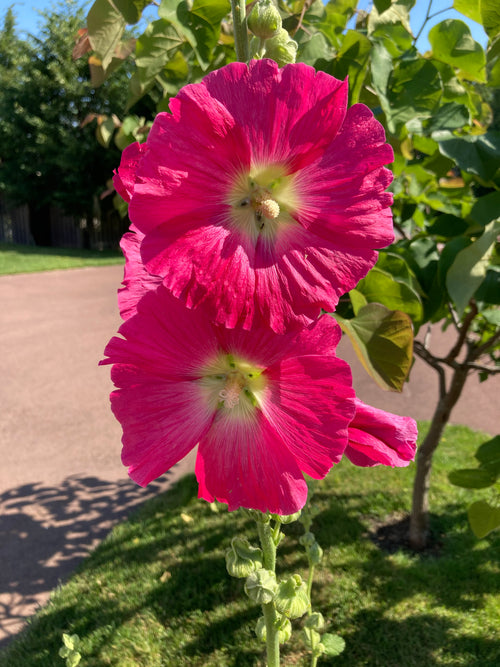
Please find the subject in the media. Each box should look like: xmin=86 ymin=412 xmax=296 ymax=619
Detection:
xmin=0 ymin=242 xmax=123 ymax=274
xmin=2 ymin=423 xmax=498 ymax=666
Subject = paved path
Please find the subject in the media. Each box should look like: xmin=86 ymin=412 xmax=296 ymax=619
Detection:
xmin=0 ymin=265 xmax=498 ymax=647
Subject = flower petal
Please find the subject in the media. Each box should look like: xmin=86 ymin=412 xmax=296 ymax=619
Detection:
xmin=262 ymin=354 xmax=355 ymax=478
xmin=344 ymin=399 xmax=418 ymax=467
xmin=118 ymin=230 xmax=162 ymax=320
xmin=196 ymin=409 xmax=308 ymax=514
xmin=113 ymin=141 xmax=148 ymax=203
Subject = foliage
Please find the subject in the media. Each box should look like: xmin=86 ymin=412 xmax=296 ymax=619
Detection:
xmin=0 ymin=1 xmax=131 ymax=244
xmin=449 ymin=434 xmax=500 ymax=537
xmin=1 ymin=423 xmax=499 ymax=667
xmin=78 ymin=0 xmax=500 ymax=548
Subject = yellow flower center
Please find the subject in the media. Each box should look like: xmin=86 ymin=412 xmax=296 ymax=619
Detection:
xmin=227 ymin=164 xmax=301 ymax=243
xmin=198 ymin=354 xmax=267 ymax=419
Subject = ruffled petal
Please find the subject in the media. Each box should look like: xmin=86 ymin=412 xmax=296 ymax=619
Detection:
xmin=113 ymin=142 xmax=148 ymax=203
xmin=118 ymin=230 xmax=162 ymax=320
xmin=196 ymin=410 xmax=308 ymax=514
xmin=262 ymin=354 xmax=355 ymax=478
xmin=344 ymin=399 xmax=418 ymax=467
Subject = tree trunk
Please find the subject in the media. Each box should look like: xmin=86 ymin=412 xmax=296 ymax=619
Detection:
xmin=409 ymin=365 xmax=469 ymax=550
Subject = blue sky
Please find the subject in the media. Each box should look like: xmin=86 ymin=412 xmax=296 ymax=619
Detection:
xmin=0 ymin=0 xmax=487 ymax=50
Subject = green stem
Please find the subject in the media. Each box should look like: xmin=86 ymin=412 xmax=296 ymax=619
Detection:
xmin=306 ymin=563 xmax=315 ymax=603
xmin=230 ymin=0 xmax=249 ymax=62
xmin=257 ymin=520 xmax=280 ymax=667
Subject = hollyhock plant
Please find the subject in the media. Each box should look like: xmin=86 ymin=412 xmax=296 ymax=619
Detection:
xmin=101 ymin=284 xmax=358 ymax=515
xmin=114 ymin=59 xmax=395 ymax=333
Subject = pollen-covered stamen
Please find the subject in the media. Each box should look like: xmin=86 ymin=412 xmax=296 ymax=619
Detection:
xmin=255 ymin=195 xmax=280 ymax=221
xmin=219 ymin=380 xmax=241 ymax=409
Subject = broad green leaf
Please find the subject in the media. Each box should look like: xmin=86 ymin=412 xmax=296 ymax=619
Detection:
xmin=429 ymin=19 xmax=486 ymax=82
xmin=468 ymin=500 xmax=500 ymax=537
xmin=349 ymin=288 xmax=368 ymax=315
xmin=482 ymin=306 xmax=500 ymax=324
xmin=297 ymin=32 xmax=332 ymax=65
xmin=324 ymin=30 xmax=371 ymax=104
xmin=487 ymin=35 xmax=500 ymax=86
xmin=368 ymin=0 xmax=415 ymax=36
xmin=96 ymin=116 xmax=115 ymax=147
xmin=446 ymin=220 xmax=500 ymax=315
xmin=321 ymin=633 xmax=346 ymax=657
xmin=481 ymin=0 xmax=500 ymax=38
xmin=113 ymin=0 xmax=149 ymax=24
xmin=424 ymin=102 xmax=469 ymax=133
xmin=191 ymin=0 xmax=230 ymax=27
xmin=448 ymin=468 xmax=496 ymax=488
xmin=470 ymin=190 xmax=500 ymax=226
xmin=87 ymin=0 xmax=126 ymax=70
xmin=475 ymin=267 xmax=500 ymax=304
xmin=475 ymin=435 xmax=500 ymax=475
xmin=437 ymin=131 xmax=500 ymax=180
xmin=357 ymin=266 xmax=424 ymax=328
xmin=453 ymin=0 xmax=481 ymax=23
xmin=427 ymin=214 xmax=469 ymax=237
xmin=370 ymin=41 xmax=393 ymax=119
xmin=371 ymin=21 xmax=414 ymax=57
xmin=333 ymin=303 xmax=414 ymax=392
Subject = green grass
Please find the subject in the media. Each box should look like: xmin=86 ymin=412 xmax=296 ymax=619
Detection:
xmin=2 ymin=423 xmax=499 ymax=666
xmin=0 ymin=242 xmax=124 ymax=274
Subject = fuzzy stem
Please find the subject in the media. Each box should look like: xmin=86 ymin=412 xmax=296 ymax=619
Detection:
xmin=257 ymin=520 xmax=280 ymax=667
xmin=230 ymin=0 xmax=249 ymax=62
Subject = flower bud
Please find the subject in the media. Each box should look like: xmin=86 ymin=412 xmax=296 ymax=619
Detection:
xmin=304 ymin=611 xmax=325 ymax=631
xmin=255 ymin=615 xmax=292 ymax=644
xmin=303 ymin=626 xmax=321 ymax=650
xmin=273 ymin=574 xmax=310 ymax=618
xmin=225 ymin=537 xmax=263 ymax=578
xmin=263 ymin=29 xmax=298 ymax=67
xmin=270 ymin=510 xmax=301 ymax=524
xmin=247 ymin=0 xmax=282 ymax=40
xmin=245 ymin=568 xmax=277 ymax=604
xmin=299 ymin=531 xmax=316 ymax=548
xmin=308 ymin=540 xmax=323 ymax=565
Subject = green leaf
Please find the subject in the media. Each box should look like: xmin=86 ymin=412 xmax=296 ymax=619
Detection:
xmin=437 ymin=131 xmax=500 ymax=180
xmin=487 ymin=35 xmax=500 ymax=86
xmin=448 ymin=468 xmax=496 ymax=488
xmin=357 ymin=266 xmax=424 ymax=327
xmin=321 ymin=633 xmax=346 ymax=657
xmin=297 ymin=32 xmax=332 ymax=65
xmin=67 ymin=653 xmax=81 ymax=667
xmin=481 ymin=0 xmax=500 ymax=38
xmin=191 ymin=0 xmax=230 ymax=27
xmin=113 ymin=0 xmax=149 ymax=24
xmin=427 ymin=214 xmax=469 ymax=237
xmin=87 ymin=0 xmax=126 ymax=70
xmin=453 ymin=0 xmax=481 ymax=24
xmin=424 ymin=102 xmax=469 ymax=133
xmin=446 ymin=220 xmax=500 ymax=315
xmin=476 ymin=266 xmax=500 ymax=304
xmin=429 ymin=19 xmax=486 ymax=82
xmin=475 ymin=435 xmax=500 ymax=475
xmin=333 ymin=303 xmax=414 ymax=392
xmin=470 ymin=190 xmax=500 ymax=226
xmin=468 ymin=500 xmax=500 ymax=537
xmin=328 ymin=30 xmax=371 ymax=104
xmin=368 ymin=0 xmax=415 ymax=36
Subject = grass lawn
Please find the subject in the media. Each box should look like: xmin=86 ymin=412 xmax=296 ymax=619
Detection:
xmin=1 ymin=423 xmax=499 ymax=666
xmin=0 ymin=243 xmax=124 ymax=275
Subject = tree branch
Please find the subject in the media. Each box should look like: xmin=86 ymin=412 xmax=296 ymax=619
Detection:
xmin=413 ymin=340 xmax=447 ymax=398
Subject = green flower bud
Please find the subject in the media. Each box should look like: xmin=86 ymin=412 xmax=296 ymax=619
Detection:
xmin=270 ymin=510 xmax=301 ymax=524
xmin=304 ymin=611 xmax=325 ymax=631
xmin=299 ymin=531 xmax=316 ymax=548
xmin=248 ymin=0 xmax=282 ymax=40
xmin=263 ymin=28 xmax=298 ymax=67
xmin=308 ymin=540 xmax=323 ymax=565
xmin=274 ymin=574 xmax=310 ymax=618
xmin=245 ymin=568 xmax=277 ymax=604
xmin=225 ymin=537 xmax=263 ymax=578
xmin=255 ymin=615 xmax=292 ymax=644
xmin=241 ymin=508 xmax=270 ymax=523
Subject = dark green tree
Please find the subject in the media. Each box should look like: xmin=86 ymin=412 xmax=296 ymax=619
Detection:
xmin=0 ymin=1 xmax=131 ymax=246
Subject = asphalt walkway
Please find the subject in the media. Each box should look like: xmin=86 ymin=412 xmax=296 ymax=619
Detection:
xmin=0 ymin=264 xmax=498 ymax=647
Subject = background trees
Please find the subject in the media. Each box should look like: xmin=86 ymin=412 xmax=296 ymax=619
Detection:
xmin=0 ymin=1 xmax=131 ymax=246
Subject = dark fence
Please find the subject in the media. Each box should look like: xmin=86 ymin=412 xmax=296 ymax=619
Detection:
xmin=0 ymin=197 xmax=127 ymax=250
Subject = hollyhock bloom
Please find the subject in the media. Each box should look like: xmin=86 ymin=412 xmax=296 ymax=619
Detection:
xmin=118 ymin=229 xmax=162 ymax=320
xmin=114 ymin=59 xmax=394 ymax=333
xmin=345 ymin=399 xmax=417 ymax=467
xmin=101 ymin=286 xmax=357 ymax=514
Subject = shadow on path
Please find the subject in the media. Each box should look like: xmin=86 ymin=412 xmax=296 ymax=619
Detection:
xmin=0 ymin=472 xmax=180 ymax=648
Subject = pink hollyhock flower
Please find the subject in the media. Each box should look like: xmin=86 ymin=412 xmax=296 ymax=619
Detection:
xmin=345 ymin=399 xmax=417 ymax=467
xmin=114 ymin=59 xmax=394 ymax=334
xmin=118 ymin=229 xmax=162 ymax=320
xmin=100 ymin=286 xmax=356 ymax=514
